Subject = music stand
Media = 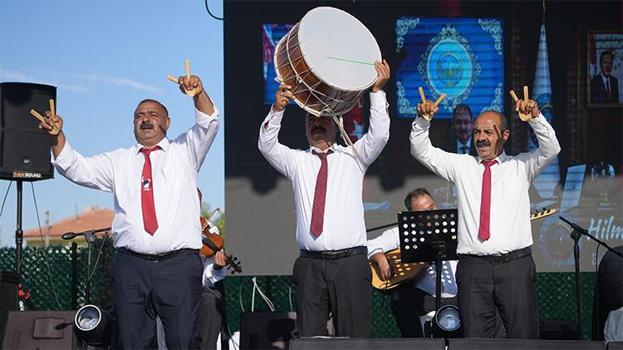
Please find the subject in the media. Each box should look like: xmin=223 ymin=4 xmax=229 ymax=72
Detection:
xmin=397 ymin=209 xmax=459 ymax=313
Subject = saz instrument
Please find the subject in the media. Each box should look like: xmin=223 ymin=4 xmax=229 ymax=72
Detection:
xmin=370 ymin=208 xmax=557 ymax=291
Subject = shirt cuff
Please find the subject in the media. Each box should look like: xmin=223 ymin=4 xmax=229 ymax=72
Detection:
xmin=413 ymin=115 xmax=431 ymax=128
xmin=195 ymin=107 xmax=219 ymax=129
xmin=51 ymin=141 xmax=75 ymax=170
xmin=370 ymin=90 xmax=388 ymax=109
xmin=213 ymin=265 xmax=227 ymax=280
xmin=367 ymin=246 xmax=383 ymax=259
xmin=527 ymin=112 xmax=546 ymax=126
xmin=262 ymin=109 xmax=285 ymax=129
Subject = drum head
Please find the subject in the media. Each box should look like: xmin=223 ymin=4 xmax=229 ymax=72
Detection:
xmin=298 ymin=7 xmax=381 ymax=91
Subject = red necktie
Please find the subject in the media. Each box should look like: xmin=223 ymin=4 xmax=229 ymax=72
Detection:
xmin=478 ymin=160 xmax=497 ymax=241
xmin=140 ymin=146 xmax=160 ymax=235
xmin=310 ymin=150 xmax=331 ymax=238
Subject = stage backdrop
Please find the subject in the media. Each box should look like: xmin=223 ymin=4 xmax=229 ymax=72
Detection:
xmin=224 ymin=1 xmax=623 ymax=275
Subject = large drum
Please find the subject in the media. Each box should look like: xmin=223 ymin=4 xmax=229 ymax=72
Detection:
xmin=274 ymin=7 xmax=381 ymax=117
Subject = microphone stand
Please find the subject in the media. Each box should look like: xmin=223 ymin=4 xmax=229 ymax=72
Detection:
xmin=570 ymin=224 xmax=582 ymax=340
xmin=62 ymin=227 xmax=110 ymax=305
xmin=82 ymin=231 xmax=97 ymax=304
xmin=559 ymin=216 xmax=623 ymax=340
xmin=14 ymin=181 xmax=24 ymax=311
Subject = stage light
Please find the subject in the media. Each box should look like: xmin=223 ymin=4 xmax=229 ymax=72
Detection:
xmin=74 ymin=304 xmax=111 ymax=346
xmin=433 ymin=304 xmax=463 ymax=338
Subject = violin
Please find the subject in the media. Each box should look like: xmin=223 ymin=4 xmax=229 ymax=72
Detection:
xmin=200 ymin=214 xmax=242 ymax=274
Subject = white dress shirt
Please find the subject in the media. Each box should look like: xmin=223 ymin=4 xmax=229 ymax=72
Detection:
xmin=202 ymin=256 xmax=227 ymax=288
xmin=367 ymin=227 xmax=457 ymax=297
xmin=53 ymin=108 xmax=219 ymax=254
xmin=258 ymin=91 xmax=390 ymax=251
xmin=410 ymin=114 xmax=561 ymax=255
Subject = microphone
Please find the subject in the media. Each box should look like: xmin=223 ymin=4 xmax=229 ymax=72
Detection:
xmin=61 ymin=227 xmax=111 ymax=240
xmin=559 ymin=216 xmax=588 ymax=234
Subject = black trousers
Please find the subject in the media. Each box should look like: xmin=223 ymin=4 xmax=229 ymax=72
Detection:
xmin=112 ymin=248 xmax=203 ymax=349
xmin=292 ymin=250 xmax=371 ymax=337
xmin=199 ymin=285 xmax=224 ymax=350
xmin=456 ymin=248 xmax=538 ymax=339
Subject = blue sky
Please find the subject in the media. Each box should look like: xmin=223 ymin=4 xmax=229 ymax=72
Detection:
xmin=0 ymin=0 xmax=224 ymax=246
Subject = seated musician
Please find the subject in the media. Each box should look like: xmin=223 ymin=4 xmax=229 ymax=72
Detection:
xmin=368 ymin=188 xmax=458 ymax=337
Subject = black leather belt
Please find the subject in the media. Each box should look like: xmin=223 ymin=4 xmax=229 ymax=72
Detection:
xmin=458 ymin=246 xmax=532 ymax=265
xmin=118 ymin=248 xmax=199 ymax=262
xmin=300 ymin=246 xmax=367 ymax=260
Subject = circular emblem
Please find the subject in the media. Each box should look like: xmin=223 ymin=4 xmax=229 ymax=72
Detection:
xmin=427 ymin=39 xmax=471 ymax=96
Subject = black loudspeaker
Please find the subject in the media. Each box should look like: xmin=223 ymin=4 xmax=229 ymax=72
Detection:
xmin=0 ymin=271 xmax=18 ymax=344
xmin=239 ymin=312 xmax=297 ymax=349
xmin=2 ymin=311 xmax=78 ymax=350
xmin=290 ymin=338 xmax=446 ymax=350
xmin=447 ymin=338 xmax=604 ymax=350
xmin=0 ymin=82 xmax=56 ymax=181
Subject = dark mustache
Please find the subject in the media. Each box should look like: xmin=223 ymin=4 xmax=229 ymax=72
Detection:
xmin=476 ymin=140 xmax=491 ymax=147
xmin=140 ymin=122 xmax=154 ymax=129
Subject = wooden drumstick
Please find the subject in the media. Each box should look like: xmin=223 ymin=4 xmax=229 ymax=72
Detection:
xmin=49 ymin=99 xmax=55 ymax=118
xmin=167 ymin=60 xmax=200 ymax=96
xmin=29 ymin=109 xmax=46 ymax=124
xmin=184 ymin=59 xmax=191 ymax=80
xmin=418 ymin=87 xmax=427 ymax=103
xmin=166 ymin=75 xmax=178 ymax=84
xmin=509 ymin=87 xmax=532 ymax=122
xmin=29 ymin=109 xmax=60 ymax=135
xmin=434 ymin=93 xmax=446 ymax=107
xmin=523 ymin=85 xmax=529 ymax=103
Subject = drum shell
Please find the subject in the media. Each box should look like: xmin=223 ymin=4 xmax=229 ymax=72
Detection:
xmin=274 ymin=23 xmax=365 ymax=117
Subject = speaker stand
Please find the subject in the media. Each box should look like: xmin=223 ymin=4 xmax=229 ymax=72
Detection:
xmin=14 ymin=180 xmax=24 ymax=311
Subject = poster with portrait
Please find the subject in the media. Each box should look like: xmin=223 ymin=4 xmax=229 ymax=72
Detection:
xmin=587 ymin=31 xmax=623 ymax=107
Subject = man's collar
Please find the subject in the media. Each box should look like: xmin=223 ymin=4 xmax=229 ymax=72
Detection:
xmin=136 ymin=138 xmax=170 ymax=153
xmin=309 ymin=143 xmax=338 ymax=154
xmin=478 ymin=151 xmax=507 ymax=164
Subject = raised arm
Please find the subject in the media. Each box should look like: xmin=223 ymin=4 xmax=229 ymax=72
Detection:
xmin=354 ymin=60 xmax=391 ymax=165
xmin=513 ymin=98 xmax=561 ymax=182
xmin=173 ymin=75 xmax=220 ymax=171
xmin=257 ymin=83 xmax=297 ymax=178
xmin=410 ymin=116 xmax=462 ymax=182
xmin=37 ymin=109 xmax=113 ymax=191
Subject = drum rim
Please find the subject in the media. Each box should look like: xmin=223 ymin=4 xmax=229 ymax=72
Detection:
xmin=298 ymin=6 xmax=381 ymax=92
xmin=273 ymin=35 xmax=323 ymax=117
xmin=274 ymin=35 xmax=365 ymax=118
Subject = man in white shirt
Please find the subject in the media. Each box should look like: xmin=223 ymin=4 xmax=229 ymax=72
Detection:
xmin=410 ymin=97 xmax=561 ymax=338
xmin=38 ymin=75 xmax=219 ymax=349
xmin=368 ymin=188 xmax=458 ymax=337
xmin=258 ymin=60 xmax=390 ymax=337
